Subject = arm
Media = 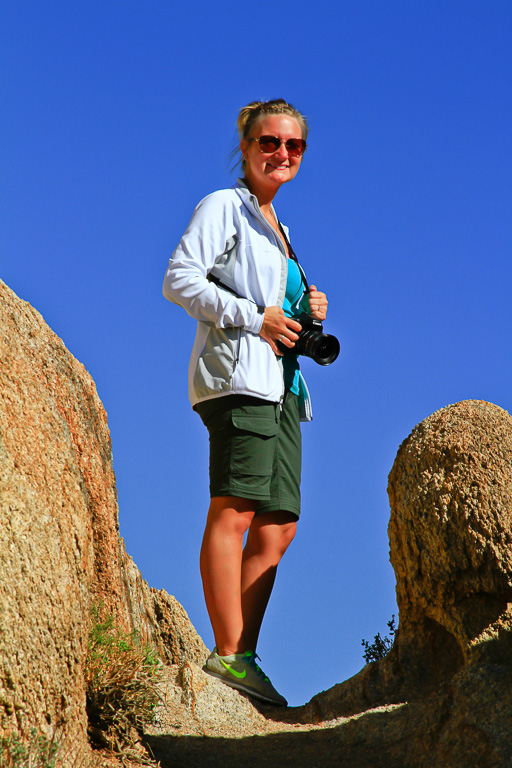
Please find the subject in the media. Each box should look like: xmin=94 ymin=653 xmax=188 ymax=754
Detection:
xmin=163 ymin=193 xmax=264 ymax=335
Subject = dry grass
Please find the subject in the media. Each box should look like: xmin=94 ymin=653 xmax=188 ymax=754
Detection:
xmin=84 ymin=606 xmax=162 ymax=766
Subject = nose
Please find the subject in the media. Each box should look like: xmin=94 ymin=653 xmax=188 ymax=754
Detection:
xmin=274 ymin=141 xmax=289 ymax=159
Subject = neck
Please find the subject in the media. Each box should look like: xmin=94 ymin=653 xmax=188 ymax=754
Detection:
xmin=242 ymin=177 xmax=279 ymax=214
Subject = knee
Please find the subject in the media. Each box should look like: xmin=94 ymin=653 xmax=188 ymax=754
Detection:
xmin=276 ymin=522 xmax=297 ymax=557
xmin=205 ymin=497 xmax=255 ymax=539
xmin=248 ymin=519 xmax=297 ymax=563
xmin=266 ymin=525 xmax=296 ymax=564
xmin=269 ymin=512 xmax=298 ymax=559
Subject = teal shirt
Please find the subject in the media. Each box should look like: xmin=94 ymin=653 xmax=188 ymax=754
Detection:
xmin=282 ymin=259 xmax=305 ymax=394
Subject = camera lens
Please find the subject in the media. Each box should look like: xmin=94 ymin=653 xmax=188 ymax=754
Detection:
xmin=279 ymin=312 xmax=340 ymax=366
xmin=300 ymin=332 xmax=340 ymax=366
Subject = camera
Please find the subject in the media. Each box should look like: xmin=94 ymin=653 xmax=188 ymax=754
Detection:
xmin=278 ymin=312 xmax=340 ymax=366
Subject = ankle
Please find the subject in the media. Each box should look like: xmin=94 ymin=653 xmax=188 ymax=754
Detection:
xmin=217 ymin=646 xmax=249 ymax=658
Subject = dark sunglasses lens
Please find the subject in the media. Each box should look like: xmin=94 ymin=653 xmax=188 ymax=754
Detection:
xmin=258 ymin=136 xmax=281 ymax=153
xmin=256 ymin=136 xmax=306 ymax=155
xmin=285 ymin=139 xmax=306 ymax=156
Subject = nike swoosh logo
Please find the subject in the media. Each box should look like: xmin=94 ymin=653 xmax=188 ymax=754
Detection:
xmin=219 ymin=658 xmax=247 ymax=679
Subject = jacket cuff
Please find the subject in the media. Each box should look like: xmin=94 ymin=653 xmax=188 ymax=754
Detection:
xmin=245 ymin=303 xmax=265 ymax=335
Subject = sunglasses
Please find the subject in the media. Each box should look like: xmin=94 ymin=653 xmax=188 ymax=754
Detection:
xmin=248 ymin=135 xmax=307 ymax=157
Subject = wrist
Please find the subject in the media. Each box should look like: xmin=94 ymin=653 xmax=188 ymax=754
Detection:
xmin=249 ymin=305 xmax=265 ymax=335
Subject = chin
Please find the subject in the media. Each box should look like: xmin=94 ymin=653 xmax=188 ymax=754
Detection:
xmin=268 ymin=169 xmax=293 ymax=180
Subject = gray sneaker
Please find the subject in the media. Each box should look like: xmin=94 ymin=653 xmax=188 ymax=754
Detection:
xmin=203 ymin=648 xmax=288 ymax=707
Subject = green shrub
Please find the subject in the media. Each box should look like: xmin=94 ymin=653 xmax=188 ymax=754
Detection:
xmin=361 ymin=614 xmax=396 ymax=663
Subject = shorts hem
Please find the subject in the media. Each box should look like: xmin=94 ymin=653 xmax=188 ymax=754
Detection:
xmin=209 ymin=485 xmax=270 ymax=501
xmin=257 ymin=500 xmax=301 ymax=519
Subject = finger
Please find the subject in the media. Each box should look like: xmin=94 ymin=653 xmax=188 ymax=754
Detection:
xmin=309 ymin=296 xmax=326 ymax=314
xmin=306 ymin=287 xmax=321 ymax=314
xmin=285 ymin=318 xmax=302 ymax=334
xmin=276 ymin=332 xmax=295 ymax=349
xmin=310 ymin=304 xmax=327 ymax=320
xmin=308 ymin=287 xmax=327 ymax=301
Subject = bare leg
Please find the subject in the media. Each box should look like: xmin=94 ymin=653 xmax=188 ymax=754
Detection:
xmin=200 ymin=496 xmax=256 ymax=657
xmin=241 ymin=511 xmax=297 ymax=652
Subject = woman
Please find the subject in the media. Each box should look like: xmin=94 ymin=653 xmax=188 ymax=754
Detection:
xmin=163 ymin=99 xmax=328 ymax=707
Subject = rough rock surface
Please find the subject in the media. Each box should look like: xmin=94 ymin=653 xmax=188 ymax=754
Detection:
xmin=389 ymin=400 xmax=512 ymax=669
xmin=299 ymin=400 xmax=512 ymax=767
xmin=0 ymin=280 xmax=207 ymax=764
xmin=2 ymin=277 xmax=512 ymax=767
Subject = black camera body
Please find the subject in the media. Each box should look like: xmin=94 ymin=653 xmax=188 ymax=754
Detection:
xmin=278 ymin=312 xmax=340 ymax=366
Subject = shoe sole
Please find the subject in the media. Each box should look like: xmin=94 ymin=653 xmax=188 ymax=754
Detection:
xmin=203 ymin=666 xmax=287 ymax=707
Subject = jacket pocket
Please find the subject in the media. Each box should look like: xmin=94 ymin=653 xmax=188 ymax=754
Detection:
xmin=193 ymin=326 xmax=239 ymax=399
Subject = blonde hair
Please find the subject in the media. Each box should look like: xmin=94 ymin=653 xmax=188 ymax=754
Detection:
xmin=231 ymin=98 xmax=308 ymax=172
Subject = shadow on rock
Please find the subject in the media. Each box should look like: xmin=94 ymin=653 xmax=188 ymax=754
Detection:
xmin=145 ymin=702 xmax=412 ymax=768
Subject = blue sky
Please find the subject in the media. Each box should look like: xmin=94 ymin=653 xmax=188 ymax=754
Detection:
xmin=2 ymin=1 xmax=511 ymax=706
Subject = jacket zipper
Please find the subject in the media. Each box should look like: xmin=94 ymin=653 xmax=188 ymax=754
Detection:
xmin=257 ymin=210 xmax=287 ymax=407
xmin=245 ymin=192 xmax=291 ymax=406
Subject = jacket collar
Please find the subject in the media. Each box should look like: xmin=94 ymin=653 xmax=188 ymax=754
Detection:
xmin=234 ymin=177 xmax=258 ymax=213
xmin=234 ymin=177 xmax=278 ymax=222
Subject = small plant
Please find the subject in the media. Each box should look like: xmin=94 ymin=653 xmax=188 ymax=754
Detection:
xmin=85 ymin=605 xmax=162 ymax=764
xmin=0 ymin=728 xmax=58 ymax=768
xmin=362 ymin=614 xmax=397 ymax=663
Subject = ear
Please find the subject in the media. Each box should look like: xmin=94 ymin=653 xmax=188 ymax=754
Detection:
xmin=240 ymin=138 xmax=248 ymax=159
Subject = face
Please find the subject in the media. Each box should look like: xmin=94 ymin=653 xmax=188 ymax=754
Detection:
xmin=241 ymin=114 xmax=304 ymax=196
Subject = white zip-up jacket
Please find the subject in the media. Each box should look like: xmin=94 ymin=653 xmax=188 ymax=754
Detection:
xmin=163 ymin=179 xmax=312 ymax=420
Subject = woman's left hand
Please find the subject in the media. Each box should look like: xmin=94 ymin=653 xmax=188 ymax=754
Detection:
xmin=307 ymin=285 xmax=328 ymax=321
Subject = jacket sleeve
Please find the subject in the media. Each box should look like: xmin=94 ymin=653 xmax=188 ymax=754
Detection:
xmin=162 ymin=193 xmax=264 ymax=335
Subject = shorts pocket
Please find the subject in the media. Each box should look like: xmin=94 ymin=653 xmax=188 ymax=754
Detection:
xmin=231 ymin=414 xmax=279 ymax=436
xmin=230 ymin=413 xmax=278 ymax=478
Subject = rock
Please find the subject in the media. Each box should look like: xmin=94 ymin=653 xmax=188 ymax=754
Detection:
xmin=1 ymin=279 xmax=100 ymax=761
xmin=302 ymin=400 xmax=512 ymax=767
xmin=3 ymin=276 xmax=512 ymax=767
xmin=121 ymin=551 xmax=208 ymax=668
xmin=148 ymin=661 xmax=272 ymax=739
xmin=0 ymin=280 xmax=207 ymax=764
xmin=388 ymin=400 xmax=512 ymax=670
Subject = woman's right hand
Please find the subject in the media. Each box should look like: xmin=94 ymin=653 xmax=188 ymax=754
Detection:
xmin=259 ymin=307 xmax=302 ymax=355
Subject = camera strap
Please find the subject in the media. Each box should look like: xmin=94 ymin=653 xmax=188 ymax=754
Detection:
xmin=206 ymin=272 xmax=241 ymax=298
xmin=206 ymin=273 xmax=264 ymax=315
xmin=277 ymin=220 xmax=310 ymax=294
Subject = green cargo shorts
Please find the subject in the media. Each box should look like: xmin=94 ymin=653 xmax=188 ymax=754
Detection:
xmin=195 ymin=392 xmax=301 ymax=518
